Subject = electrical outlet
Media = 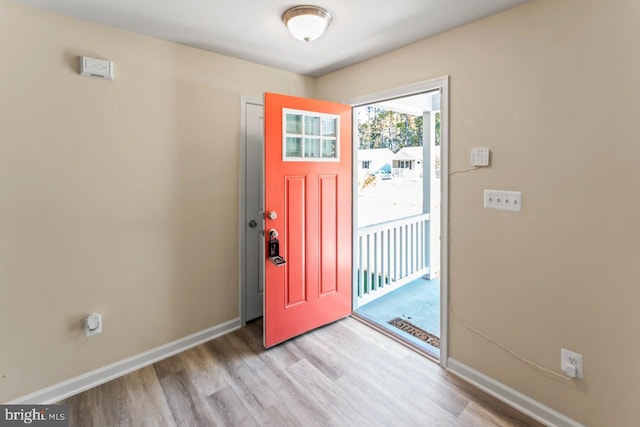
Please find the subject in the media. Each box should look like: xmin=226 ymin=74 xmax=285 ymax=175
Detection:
xmin=85 ymin=313 xmax=103 ymax=337
xmin=483 ymin=190 xmax=522 ymax=212
xmin=561 ymin=348 xmax=583 ymax=379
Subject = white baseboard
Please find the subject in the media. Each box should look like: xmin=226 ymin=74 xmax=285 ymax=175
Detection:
xmin=447 ymin=358 xmax=584 ymax=427
xmin=8 ymin=317 xmax=241 ymax=404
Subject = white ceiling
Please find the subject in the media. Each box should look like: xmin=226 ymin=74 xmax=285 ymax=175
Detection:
xmin=13 ymin=0 xmax=528 ymax=77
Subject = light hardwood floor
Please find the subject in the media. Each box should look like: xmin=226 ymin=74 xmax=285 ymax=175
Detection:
xmin=64 ymin=317 xmax=544 ymax=426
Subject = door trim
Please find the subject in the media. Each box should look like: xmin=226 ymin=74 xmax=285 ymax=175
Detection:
xmin=345 ymin=76 xmax=450 ymax=368
xmin=239 ymin=95 xmax=264 ymax=326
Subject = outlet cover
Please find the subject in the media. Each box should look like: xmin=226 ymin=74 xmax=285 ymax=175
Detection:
xmin=561 ymin=348 xmax=583 ymax=379
xmin=85 ymin=313 xmax=103 ymax=337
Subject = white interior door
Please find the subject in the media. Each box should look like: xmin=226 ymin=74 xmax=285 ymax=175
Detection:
xmin=242 ymin=99 xmax=264 ymax=322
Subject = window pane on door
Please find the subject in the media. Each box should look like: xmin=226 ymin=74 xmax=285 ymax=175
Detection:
xmin=321 ymin=118 xmax=336 ymax=137
xmin=322 ymin=140 xmax=336 ymax=158
xmin=304 ymin=138 xmax=321 ymax=158
xmin=286 ymin=137 xmax=302 ymax=157
xmin=305 ymin=116 xmax=321 ymax=136
xmin=286 ymin=114 xmax=303 ymax=134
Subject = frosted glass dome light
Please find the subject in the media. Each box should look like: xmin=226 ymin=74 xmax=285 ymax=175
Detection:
xmin=283 ymin=5 xmax=332 ymax=42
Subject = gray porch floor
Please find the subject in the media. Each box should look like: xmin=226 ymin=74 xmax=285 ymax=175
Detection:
xmin=355 ymin=277 xmax=440 ymax=357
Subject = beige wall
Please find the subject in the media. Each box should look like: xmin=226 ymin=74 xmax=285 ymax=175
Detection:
xmin=317 ymin=0 xmax=640 ymax=425
xmin=3 ymin=0 xmax=639 ymax=424
xmin=0 ymin=0 xmax=314 ymax=402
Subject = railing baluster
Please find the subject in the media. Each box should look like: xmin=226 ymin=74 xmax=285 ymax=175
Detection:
xmin=425 ymin=218 xmax=429 ymax=271
xmin=397 ymin=225 xmax=400 ymax=281
xmin=419 ymin=220 xmax=424 ymax=270
xmin=356 ymin=213 xmax=430 ymax=306
xmin=387 ymin=230 xmax=393 ymax=284
xmin=406 ymin=224 xmax=410 ymax=278
xmin=409 ymin=224 xmax=412 ymax=275
xmin=408 ymin=223 xmax=411 ymax=276
xmin=402 ymin=224 xmax=406 ymax=278
xmin=400 ymin=226 xmax=403 ymax=281
xmin=365 ymin=234 xmax=371 ymax=293
xmin=410 ymin=223 xmax=415 ymax=275
xmin=380 ymin=230 xmax=385 ymax=289
xmin=405 ymin=224 xmax=413 ymax=277
xmin=358 ymin=235 xmax=364 ymax=297
xmin=393 ymin=226 xmax=397 ymax=282
xmin=372 ymin=231 xmax=378 ymax=292
xmin=424 ymin=218 xmax=428 ymax=270
xmin=419 ymin=220 xmax=422 ymax=271
xmin=401 ymin=225 xmax=404 ymax=278
xmin=416 ymin=222 xmax=419 ymax=272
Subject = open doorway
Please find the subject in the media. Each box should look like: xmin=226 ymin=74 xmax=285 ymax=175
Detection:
xmin=240 ymin=79 xmax=448 ymax=361
xmin=351 ymin=88 xmax=443 ymax=358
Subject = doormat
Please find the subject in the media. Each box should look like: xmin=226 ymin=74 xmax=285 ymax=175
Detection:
xmin=388 ymin=318 xmax=440 ymax=348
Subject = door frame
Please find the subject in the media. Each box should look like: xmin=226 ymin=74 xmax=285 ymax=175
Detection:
xmin=239 ymin=95 xmax=264 ymax=326
xmin=345 ymin=76 xmax=450 ymax=367
xmin=239 ymin=79 xmax=450 ymax=366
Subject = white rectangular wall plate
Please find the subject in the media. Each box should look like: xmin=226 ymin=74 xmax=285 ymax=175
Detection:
xmin=85 ymin=313 xmax=103 ymax=337
xmin=484 ymin=189 xmax=522 ymax=212
xmin=561 ymin=348 xmax=583 ymax=379
xmin=471 ymin=148 xmax=490 ymax=166
xmin=80 ymin=56 xmax=114 ymax=80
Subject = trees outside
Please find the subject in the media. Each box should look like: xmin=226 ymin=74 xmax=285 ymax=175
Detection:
xmin=358 ymin=106 xmax=440 ymax=152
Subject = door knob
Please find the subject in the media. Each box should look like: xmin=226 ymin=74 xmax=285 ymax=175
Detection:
xmin=267 ymin=211 xmax=277 ymax=220
xmin=248 ymin=220 xmax=258 ymax=228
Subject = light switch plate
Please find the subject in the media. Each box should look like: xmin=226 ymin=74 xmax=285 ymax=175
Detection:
xmin=484 ymin=189 xmax=522 ymax=212
xmin=471 ymin=148 xmax=490 ymax=166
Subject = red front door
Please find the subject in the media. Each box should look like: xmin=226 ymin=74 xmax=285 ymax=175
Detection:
xmin=263 ymin=93 xmax=352 ymax=348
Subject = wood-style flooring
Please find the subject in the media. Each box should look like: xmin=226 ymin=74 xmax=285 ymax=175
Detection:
xmin=64 ymin=317 xmax=544 ymax=426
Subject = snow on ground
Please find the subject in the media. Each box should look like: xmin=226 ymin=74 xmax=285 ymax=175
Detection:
xmin=357 ymin=175 xmax=423 ymax=227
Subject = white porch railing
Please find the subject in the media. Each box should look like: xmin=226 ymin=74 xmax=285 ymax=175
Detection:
xmin=356 ymin=213 xmax=430 ymax=308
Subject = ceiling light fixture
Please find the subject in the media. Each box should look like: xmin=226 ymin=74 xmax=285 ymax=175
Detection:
xmin=282 ymin=5 xmax=332 ymax=43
